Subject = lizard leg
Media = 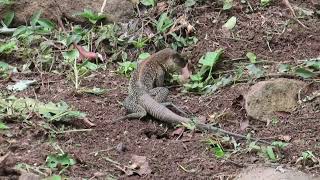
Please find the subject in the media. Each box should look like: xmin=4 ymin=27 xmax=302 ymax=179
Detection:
xmin=114 ymin=97 xmax=147 ymax=122
xmin=149 ymin=87 xmax=188 ymax=117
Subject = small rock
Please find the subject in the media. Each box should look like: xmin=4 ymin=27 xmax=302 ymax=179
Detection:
xmin=116 ymin=142 xmax=127 ymax=153
xmin=235 ymin=165 xmax=318 ymax=180
xmin=244 ymin=78 xmax=305 ymax=123
xmin=19 ymin=172 xmax=41 ymax=180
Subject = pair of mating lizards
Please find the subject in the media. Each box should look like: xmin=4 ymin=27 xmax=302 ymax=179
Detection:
xmin=116 ymin=48 xmax=268 ymax=144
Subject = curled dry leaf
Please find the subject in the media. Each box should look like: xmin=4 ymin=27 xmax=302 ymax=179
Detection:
xmin=74 ymin=43 xmax=104 ymax=63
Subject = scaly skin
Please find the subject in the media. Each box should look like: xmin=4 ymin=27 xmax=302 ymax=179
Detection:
xmin=116 ymin=48 xmax=270 ymax=144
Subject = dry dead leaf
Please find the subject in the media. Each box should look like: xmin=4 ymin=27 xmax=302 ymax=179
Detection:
xmin=180 ymin=64 xmax=192 ymax=84
xmin=278 ymin=135 xmax=292 ymax=142
xmin=240 ymin=119 xmax=249 ymax=130
xmin=157 ymin=2 xmax=168 ymax=14
xmin=171 ymin=127 xmax=185 ymax=137
xmin=130 ymin=155 xmax=152 ymax=176
xmin=166 ymin=15 xmax=193 ymax=35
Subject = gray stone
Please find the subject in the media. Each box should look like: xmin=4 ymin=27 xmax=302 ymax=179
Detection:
xmin=244 ymin=78 xmax=305 ymax=123
xmin=235 ymin=166 xmax=319 ymax=180
xmin=0 ymin=0 xmax=135 ymax=26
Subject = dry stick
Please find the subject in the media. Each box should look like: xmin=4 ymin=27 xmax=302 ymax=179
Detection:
xmin=99 ymin=0 xmax=107 ymax=15
xmin=282 ymin=0 xmax=309 ymax=29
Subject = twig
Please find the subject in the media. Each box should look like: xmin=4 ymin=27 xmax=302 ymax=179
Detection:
xmin=282 ymin=0 xmax=309 ymax=29
xmin=56 ymin=128 xmax=93 ymax=134
xmin=100 ymin=0 xmax=107 ymax=15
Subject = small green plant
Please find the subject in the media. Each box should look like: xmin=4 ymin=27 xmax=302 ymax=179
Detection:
xmin=156 ymin=13 xmax=173 ymax=33
xmin=46 ymin=153 xmax=76 ymax=170
xmin=183 ymin=48 xmax=227 ymax=93
xmin=296 ymin=151 xmax=319 ymax=166
xmin=130 ymin=37 xmax=149 ymax=49
xmin=0 ymin=95 xmax=86 ymax=122
xmin=0 ymin=41 xmax=17 ymax=54
xmin=76 ymin=9 xmax=106 ymax=24
xmin=138 ymin=52 xmax=150 ymax=60
xmin=170 ymin=33 xmax=198 ymax=50
xmin=205 ymin=138 xmax=225 ymax=158
xmin=117 ymin=61 xmax=137 ymax=76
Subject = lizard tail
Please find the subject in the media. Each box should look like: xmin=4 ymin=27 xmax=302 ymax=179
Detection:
xmin=139 ymin=93 xmax=270 ymax=144
xmin=139 ymin=94 xmax=190 ymax=125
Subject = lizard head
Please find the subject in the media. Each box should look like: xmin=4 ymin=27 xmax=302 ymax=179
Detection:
xmin=161 ymin=48 xmax=191 ymax=83
xmin=158 ymin=48 xmax=187 ymax=72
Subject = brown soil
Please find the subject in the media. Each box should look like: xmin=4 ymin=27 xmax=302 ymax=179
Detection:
xmin=1 ymin=0 xmax=320 ymax=179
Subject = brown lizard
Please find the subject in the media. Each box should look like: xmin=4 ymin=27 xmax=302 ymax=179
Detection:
xmin=116 ymin=48 xmax=270 ymax=144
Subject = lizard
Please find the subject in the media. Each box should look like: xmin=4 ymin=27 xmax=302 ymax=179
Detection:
xmin=116 ymin=48 xmax=270 ymax=144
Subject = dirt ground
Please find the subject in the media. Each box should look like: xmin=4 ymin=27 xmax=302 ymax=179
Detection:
xmin=1 ymin=0 xmax=320 ymax=179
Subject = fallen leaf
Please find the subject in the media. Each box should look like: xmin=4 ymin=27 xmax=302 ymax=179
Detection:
xmin=7 ymin=80 xmax=37 ymax=91
xmin=240 ymin=119 xmax=249 ymax=130
xmin=157 ymin=2 xmax=168 ymax=13
xmin=278 ymin=135 xmax=292 ymax=142
xmin=180 ymin=64 xmax=192 ymax=84
xmin=171 ymin=127 xmax=185 ymax=137
xmin=130 ymin=155 xmax=152 ymax=176
xmin=74 ymin=43 xmax=104 ymax=63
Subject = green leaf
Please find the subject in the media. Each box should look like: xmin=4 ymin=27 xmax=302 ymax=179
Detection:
xmin=156 ymin=13 xmax=173 ymax=33
xmin=271 ymin=141 xmax=288 ymax=149
xmin=0 ymin=0 xmax=14 ymax=5
xmin=3 ymin=11 xmax=15 ymax=27
xmin=76 ymin=9 xmax=106 ymax=24
xmin=6 ymin=80 xmax=37 ymax=91
xmin=0 ymin=41 xmax=17 ymax=54
xmin=246 ymin=64 xmax=264 ymax=78
xmin=222 ymin=16 xmax=237 ymax=30
xmin=82 ymin=61 xmax=98 ymax=71
xmin=63 ymin=49 xmax=80 ymax=61
xmin=261 ymin=0 xmax=271 ymax=7
xmin=118 ymin=61 xmax=137 ymax=76
xmin=140 ymin=0 xmax=155 ymax=6
xmin=30 ymin=10 xmax=42 ymax=27
xmin=294 ymin=68 xmax=315 ymax=79
xmin=223 ymin=0 xmax=233 ymax=10
xmin=199 ymin=49 xmax=224 ymax=67
xmin=37 ymin=19 xmax=55 ymax=30
xmin=266 ymin=146 xmax=276 ymax=161
xmin=138 ymin=52 xmax=150 ymax=60
xmin=184 ymin=0 xmax=196 ymax=7
xmin=278 ymin=64 xmax=291 ymax=73
xmin=213 ymin=144 xmax=225 ymax=158
xmin=46 ymin=153 xmax=76 ymax=169
xmin=43 ymin=175 xmax=62 ymax=180
xmin=305 ymin=60 xmax=320 ymax=70
xmin=0 ymin=121 xmax=9 ymax=130
xmin=246 ymin=52 xmax=257 ymax=64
